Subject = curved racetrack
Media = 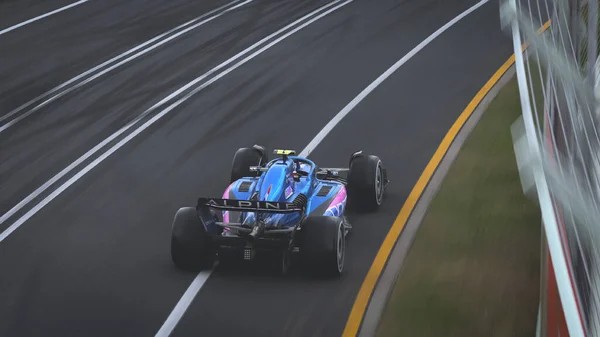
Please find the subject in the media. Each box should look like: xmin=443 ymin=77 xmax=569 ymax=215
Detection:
xmin=0 ymin=0 xmax=512 ymax=336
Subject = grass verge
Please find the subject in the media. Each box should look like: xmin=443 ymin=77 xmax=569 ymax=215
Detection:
xmin=375 ymin=74 xmax=542 ymax=337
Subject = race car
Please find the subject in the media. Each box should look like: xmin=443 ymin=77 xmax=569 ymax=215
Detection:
xmin=170 ymin=145 xmax=389 ymax=277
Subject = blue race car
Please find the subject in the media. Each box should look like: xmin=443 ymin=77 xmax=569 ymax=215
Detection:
xmin=170 ymin=145 xmax=389 ymax=277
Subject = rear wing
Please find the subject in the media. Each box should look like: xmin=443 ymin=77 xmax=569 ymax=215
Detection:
xmin=197 ymin=197 xmax=304 ymax=213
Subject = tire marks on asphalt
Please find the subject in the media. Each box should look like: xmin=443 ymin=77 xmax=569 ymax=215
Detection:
xmin=0 ymin=0 xmax=250 ymax=133
xmin=0 ymin=0 xmax=353 ymax=246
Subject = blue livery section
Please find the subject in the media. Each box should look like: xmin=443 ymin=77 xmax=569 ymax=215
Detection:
xmin=221 ymin=156 xmax=347 ymax=229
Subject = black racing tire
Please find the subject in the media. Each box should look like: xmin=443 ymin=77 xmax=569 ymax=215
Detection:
xmin=347 ymin=154 xmax=385 ymax=212
xmin=171 ymin=207 xmax=214 ymax=271
xmin=230 ymin=146 xmax=268 ymax=183
xmin=299 ymin=216 xmax=345 ymax=278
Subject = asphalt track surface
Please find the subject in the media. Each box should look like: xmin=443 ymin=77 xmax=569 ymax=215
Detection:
xmin=0 ymin=0 xmax=513 ymax=336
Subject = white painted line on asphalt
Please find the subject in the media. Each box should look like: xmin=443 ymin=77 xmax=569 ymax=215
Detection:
xmin=154 ymin=0 xmax=490 ymax=335
xmin=154 ymin=272 xmax=212 ymax=337
xmin=0 ymin=0 xmax=249 ymax=133
xmin=0 ymin=0 xmax=90 ymax=36
xmin=0 ymin=0 xmax=335 ymax=228
xmin=0 ymin=0 xmax=350 ymax=239
xmin=300 ymin=0 xmax=491 ymax=157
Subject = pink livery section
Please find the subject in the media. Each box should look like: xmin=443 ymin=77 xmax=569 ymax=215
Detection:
xmin=221 ymin=182 xmax=234 ymax=223
xmin=323 ymin=185 xmax=347 ymax=217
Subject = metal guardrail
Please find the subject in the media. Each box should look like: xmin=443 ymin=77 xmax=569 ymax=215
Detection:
xmin=501 ymin=0 xmax=600 ymax=336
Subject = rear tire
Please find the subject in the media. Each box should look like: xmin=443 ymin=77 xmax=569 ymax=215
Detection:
xmin=347 ymin=153 xmax=385 ymax=212
xmin=299 ymin=216 xmax=345 ymax=278
xmin=171 ymin=207 xmax=214 ymax=271
xmin=230 ymin=146 xmax=268 ymax=183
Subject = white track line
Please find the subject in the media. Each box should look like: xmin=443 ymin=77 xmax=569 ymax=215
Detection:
xmin=0 ymin=0 xmax=342 ymax=230
xmin=154 ymin=0 xmax=489 ymax=335
xmin=0 ymin=0 xmax=90 ymax=36
xmin=0 ymin=0 xmax=249 ymax=133
xmin=0 ymin=0 xmax=350 ymax=239
xmin=154 ymin=272 xmax=213 ymax=337
xmin=300 ymin=0 xmax=490 ymax=156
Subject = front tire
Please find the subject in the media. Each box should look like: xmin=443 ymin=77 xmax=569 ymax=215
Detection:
xmin=347 ymin=153 xmax=386 ymax=212
xmin=230 ymin=146 xmax=268 ymax=182
xmin=171 ymin=207 xmax=214 ymax=271
xmin=299 ymin=216 xmax=345 ymax=277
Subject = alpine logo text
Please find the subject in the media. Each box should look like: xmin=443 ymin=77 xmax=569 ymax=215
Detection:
xmin=201 ymin=198 xmax=299 ymax=210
